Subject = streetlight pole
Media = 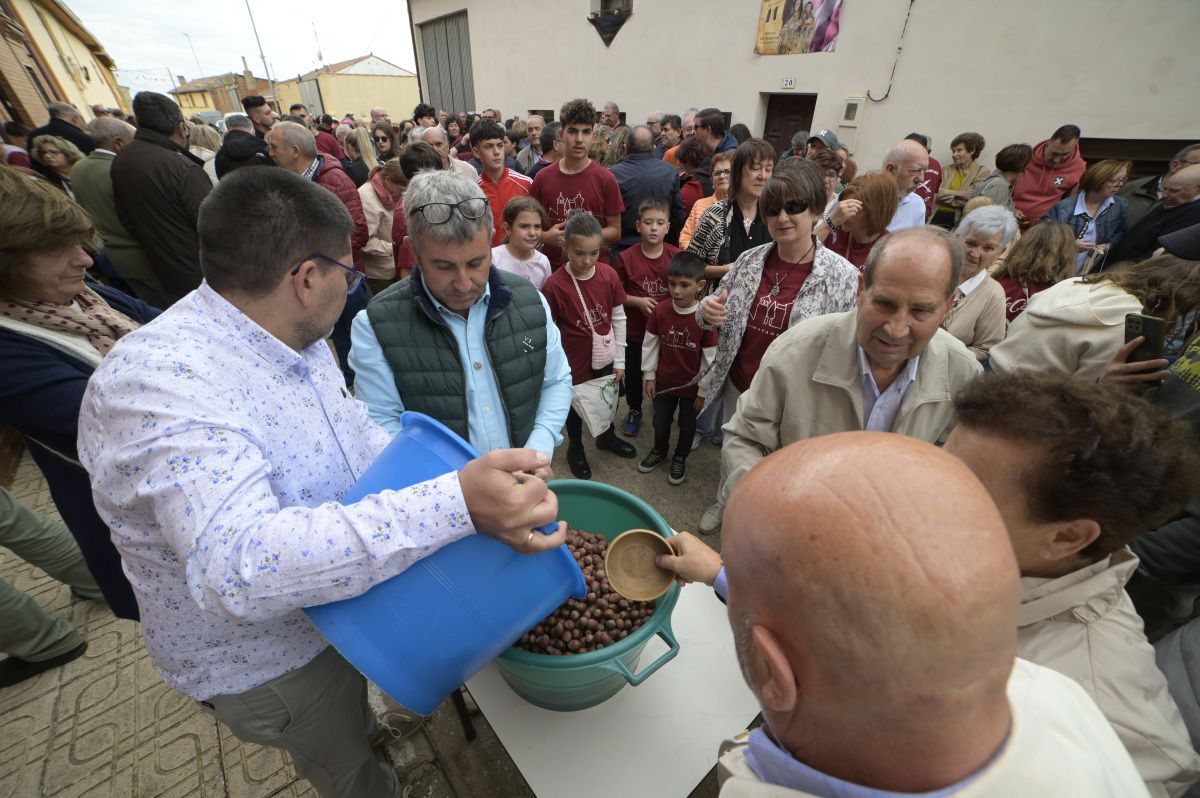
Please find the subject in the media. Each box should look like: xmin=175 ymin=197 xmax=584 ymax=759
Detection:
xmin=243 ymin=0 xmax=278 ymax=108
xmin=183 ymin=33 xmax=203 ymax=76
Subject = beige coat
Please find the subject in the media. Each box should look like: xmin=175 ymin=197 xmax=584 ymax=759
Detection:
xmin=1019 ymin=549 xmax=1200 ymax=797
xmin=988 ymin=277 xmax=1141 ymax=380
xmin=357 ymin=181 xmax=395 ymax=280
xmin=720 ymin=309 xmax=981 ymax=501
xmin=935 ymin=160 xmax=991 ymax=209
xmin=941 ymin=275 xmax=1007 ymax=360
xmin=716 ymin=659 xmax=1149 ymax=797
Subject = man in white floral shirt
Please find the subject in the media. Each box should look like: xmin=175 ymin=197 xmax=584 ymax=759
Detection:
xmin=78 ymin=168 xmax=565 ymax=798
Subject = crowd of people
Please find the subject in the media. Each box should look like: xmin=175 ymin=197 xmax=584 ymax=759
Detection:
xmin=2 ymin=89 xmax=1200 ymax=798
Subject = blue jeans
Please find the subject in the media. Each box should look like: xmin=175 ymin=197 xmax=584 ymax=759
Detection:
xmin=694 ymin=395 xmax=726 ymax=442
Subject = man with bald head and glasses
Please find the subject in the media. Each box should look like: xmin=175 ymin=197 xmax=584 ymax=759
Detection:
xmin=78 ymin=167 xmax=568 ymax=797
xmin=349 ymin=169 xmax=572 ymax=475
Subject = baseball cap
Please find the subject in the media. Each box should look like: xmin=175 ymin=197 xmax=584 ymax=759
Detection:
xmin=807 ymin=129 xmax=840 ymax=150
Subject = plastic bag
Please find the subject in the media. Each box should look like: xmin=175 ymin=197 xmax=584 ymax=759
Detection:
xmin=571 ymin=375 xmax=619 ymax=438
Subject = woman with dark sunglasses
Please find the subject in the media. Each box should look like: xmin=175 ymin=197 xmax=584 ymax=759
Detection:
xmin=693 ymin=160 xmax=860 ymax=535
xmin=370 ymin=122 xmax=399 ymax=162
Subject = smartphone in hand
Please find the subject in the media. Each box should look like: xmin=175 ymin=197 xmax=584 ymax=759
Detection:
xmin=1124 ymin=313 xmax=1166 ymax=363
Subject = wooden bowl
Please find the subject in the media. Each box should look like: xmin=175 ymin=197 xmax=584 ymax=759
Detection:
xmin=605 ymin=529 xmax=674 ymax=602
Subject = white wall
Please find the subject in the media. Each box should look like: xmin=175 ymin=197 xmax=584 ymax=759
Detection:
xmin=409 ymin=0 xmax=1199 ymax=170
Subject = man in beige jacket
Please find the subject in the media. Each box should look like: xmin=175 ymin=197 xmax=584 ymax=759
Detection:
xmin=658 ymin=433 xmax=1148 ymax=796
xmin=947 ymin=372 xmax=1200 ymax=797
xmin=719 ymin=227 xmax=981 ymax=504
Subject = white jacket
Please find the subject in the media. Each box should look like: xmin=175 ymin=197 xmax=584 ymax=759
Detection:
xmin=1019 ymin=549 xmax=1200 ymax=797
xmin=716 ymin=659 xmax=1149 ymax=797
xmin=988 ymin=277 xmax=1140 ymax=380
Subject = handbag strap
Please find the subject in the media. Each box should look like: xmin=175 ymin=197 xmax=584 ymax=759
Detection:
xmin=568 ymin=270 xmax=599 ymax=336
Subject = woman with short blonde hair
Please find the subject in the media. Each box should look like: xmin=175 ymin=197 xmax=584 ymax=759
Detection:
xmin=30 ymin=135 xmax=83 ymax=197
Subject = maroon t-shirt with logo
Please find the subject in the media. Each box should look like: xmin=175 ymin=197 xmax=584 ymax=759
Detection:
xmin=542 ymin=264 xmax=627 ymax=385
xmin=646 ymin=302 xmax=718 ymax=398
xmin=728 ymin=249 xmax=814 ymax=393
xmin=995 ymin=276 xmax=1052 ymax=324
xmin=615 ymin=243 xmax=679 ymax=342
xmin=531 ymin=160 xmax=625 ymax=269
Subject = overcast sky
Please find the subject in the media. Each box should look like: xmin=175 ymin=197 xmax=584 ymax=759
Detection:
xmin=69 ymin=0 xmax=417 ymax=98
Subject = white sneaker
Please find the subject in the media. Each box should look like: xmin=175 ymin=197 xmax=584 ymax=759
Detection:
xmin=699 ymin=502 xmax=724 ymax=535
xmin=691 ymin=434 xmax=704 ymax=451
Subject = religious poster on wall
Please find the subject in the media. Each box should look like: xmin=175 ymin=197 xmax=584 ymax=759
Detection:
xmin=755 ymin=0 xmax=843 ymax=55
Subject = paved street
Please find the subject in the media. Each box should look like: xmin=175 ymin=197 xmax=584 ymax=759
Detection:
xmin=0 ymin=406 xmax=729 ymax=797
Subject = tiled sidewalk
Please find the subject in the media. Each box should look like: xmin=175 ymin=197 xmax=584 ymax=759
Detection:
xmin=0 ymin=455 xmax=505 ymax=798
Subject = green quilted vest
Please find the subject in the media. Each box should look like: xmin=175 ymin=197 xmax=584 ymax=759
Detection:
xmin=365 ymin=269 xmax=547 ymax=446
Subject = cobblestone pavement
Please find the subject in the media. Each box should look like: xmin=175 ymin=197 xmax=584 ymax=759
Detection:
xmin=0 ymin=406 xmax=727 ymax=797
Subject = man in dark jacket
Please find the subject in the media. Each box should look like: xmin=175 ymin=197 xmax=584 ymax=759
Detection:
xmin=27 ymin=102 xmax=93 ymax=177
xmin=268 ymin=120 xmax=370 ymax=384
xmin=1120 ymin=143 xmax=1200 ymax=228
xmin=214 ymin=114 xmax=273 ymax=178
xmin=1107 ymin=164 xmax=1200 ymax=266
xmin=609 ymin=125 xmax=686 ymax=258
xmin=111 ymin=92 xmax=212 ymax=304
xmin=695 ymin=107 xmax=738 ymax=155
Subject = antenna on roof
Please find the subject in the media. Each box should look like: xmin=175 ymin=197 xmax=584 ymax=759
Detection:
xmin=312 ymin=22 xmax=324 ymax=68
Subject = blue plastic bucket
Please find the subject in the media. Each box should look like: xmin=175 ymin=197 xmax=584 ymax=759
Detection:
xmin=303 ymin=412 xmax=586 ymax=716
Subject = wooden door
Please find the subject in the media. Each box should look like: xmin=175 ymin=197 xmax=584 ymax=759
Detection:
xmin=762 ymin=94 xmax=816 ymax=158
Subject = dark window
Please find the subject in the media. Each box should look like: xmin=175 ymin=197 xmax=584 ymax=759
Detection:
xmin=24 ymin=65 xmax=52 ymax=106
xmin=1080 ymin=138 xmax=1200 ymax=180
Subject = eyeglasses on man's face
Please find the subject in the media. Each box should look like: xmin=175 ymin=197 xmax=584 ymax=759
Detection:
xmin=290 ymin=252 xmax=363 ymax=294
xmin=410 ymin=197 xmax=490 ymax=225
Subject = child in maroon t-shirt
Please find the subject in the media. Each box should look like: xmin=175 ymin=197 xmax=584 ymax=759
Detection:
xmin=638 ymin=252 xmax=718 ymax=485
xmin=541 ymin=212 xmax=636 ymax=479
xmin=615 ymin=197 xmax=680 ymax=437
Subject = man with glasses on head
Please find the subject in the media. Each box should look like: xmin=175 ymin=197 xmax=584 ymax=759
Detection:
xmin=269 ymin=121 xmax=369 ymax=383
xmin=78 ymin=167 xmax=565 ymax=798
xmin=349 ymin=169 xmax=572 ymax=473
xmin=1107 ymin=164 xmax=1200 ymax=266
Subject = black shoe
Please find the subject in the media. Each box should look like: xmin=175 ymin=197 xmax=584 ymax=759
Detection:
xmin=0 ymin=641 xmax=87 ymax=687
xmin=638 ymin=449 xmax=666 ymax=473
xmin=669 ymin=456 xmax=687 ymax=485
xmin=596 ymin=433 xmax=637 ymax=459
xmin=567 ymin=448 xmax=592 ymax=480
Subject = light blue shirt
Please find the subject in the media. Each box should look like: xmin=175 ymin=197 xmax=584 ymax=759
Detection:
xmin=77 ymin=283 xmax=475 ymax=700
xmin=349 ymin=277 xmax=572 ymax=457
xmin=858 ymin=347 xmax=920 ymax=432
xmin=712 ymin=567 xmax=1006 ymax=798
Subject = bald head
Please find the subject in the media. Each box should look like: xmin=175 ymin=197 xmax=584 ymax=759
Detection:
xmin=723 ymin=433 xmax=1018 ymax=788
xmin=1162 ymin=163 xmax=1200 ymax=208
xmin=626 ymin=125 xmax=655 ymax=154
xmin=89 ymin=117 xmax=135 ymax=150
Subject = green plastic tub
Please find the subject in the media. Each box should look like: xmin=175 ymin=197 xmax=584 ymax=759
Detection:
xmin=494 ymin=480 xmax=681 ymax=712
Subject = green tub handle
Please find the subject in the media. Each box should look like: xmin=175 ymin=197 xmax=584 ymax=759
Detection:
xmin=601 ymin=620 xmax=680 ymax=686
